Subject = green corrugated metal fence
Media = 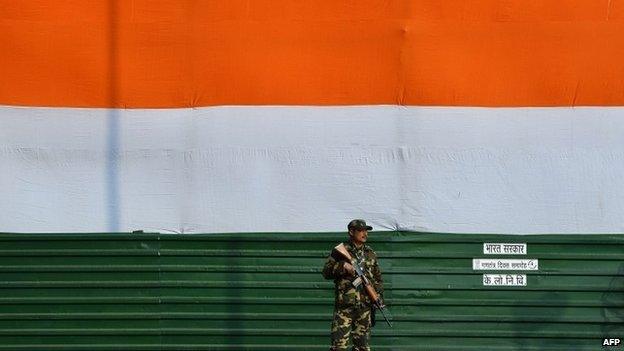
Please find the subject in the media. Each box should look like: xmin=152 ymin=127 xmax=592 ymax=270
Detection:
xmin=0 ymin=232 xmax=622 ymax=350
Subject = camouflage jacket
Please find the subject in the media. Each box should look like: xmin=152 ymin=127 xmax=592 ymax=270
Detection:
xmin=322 ymin=240 xmax=384 ymax=308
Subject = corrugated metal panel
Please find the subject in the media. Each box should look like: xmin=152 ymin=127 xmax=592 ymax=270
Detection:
xmin=0 ymin=232 xmax=622 ymax=350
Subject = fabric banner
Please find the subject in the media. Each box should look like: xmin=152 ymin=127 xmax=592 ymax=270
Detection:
xmin=2 ymin=106 xmax=624 ymax=234
xmin=2 ymin=1 xmax=624 ymax=233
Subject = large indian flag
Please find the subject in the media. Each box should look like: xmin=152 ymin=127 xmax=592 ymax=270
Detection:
xmin=2 ymin=1 xmax=624 ymax=234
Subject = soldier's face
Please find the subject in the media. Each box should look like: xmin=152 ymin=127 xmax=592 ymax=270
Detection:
xmin=350 ymin=229 xmax=368 ymax=245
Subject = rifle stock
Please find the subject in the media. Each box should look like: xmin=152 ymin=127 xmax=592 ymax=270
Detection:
xmin=334 ymin=243 xmax=353 ymax=261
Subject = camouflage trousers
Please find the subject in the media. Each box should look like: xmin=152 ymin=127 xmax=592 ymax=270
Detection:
xmin=329 ymin=304 xmax=372 ymax=351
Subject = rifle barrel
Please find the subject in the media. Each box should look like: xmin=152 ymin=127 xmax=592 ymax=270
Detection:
xmin=379 ymin=306 xmax=392 ymax=327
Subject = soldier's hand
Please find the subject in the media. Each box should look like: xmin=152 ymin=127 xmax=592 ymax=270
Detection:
xmin=343 ymin=262 xmax=355 ymax=276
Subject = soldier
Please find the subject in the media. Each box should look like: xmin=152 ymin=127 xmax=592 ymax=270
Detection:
xmin=322 ymin=219 xmax=384 ymax=351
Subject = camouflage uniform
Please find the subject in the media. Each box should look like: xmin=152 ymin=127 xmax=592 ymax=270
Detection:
xmin=322 ymin=240 xmax=384 ymax=351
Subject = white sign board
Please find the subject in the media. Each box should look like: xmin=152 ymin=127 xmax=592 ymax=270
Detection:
xmin=483 ymin=243 xmax=526 ymax=255
xmin=473 ymin=259 xmax=538 ymax=271
xmin=483 ymin=274 xmax=527 ymax=286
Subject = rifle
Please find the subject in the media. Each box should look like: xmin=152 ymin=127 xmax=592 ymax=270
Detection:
xmin=333 ymin=243 xmax=392 ymax=327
